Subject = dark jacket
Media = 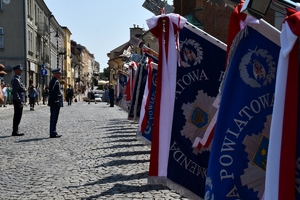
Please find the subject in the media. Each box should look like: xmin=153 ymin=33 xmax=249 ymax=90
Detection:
xmin=48 ymin=77 xmax=63 ymax=107
xmin=11 ymin=75 xmax=26 ymax=103
xmin=109 ymin=87 xmax=114 ymax=99
xmin=66 ymin=87 xmax=74 ymax=97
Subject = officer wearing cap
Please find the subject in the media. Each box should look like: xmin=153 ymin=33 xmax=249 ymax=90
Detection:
xmin=48 ymin=68 xmax=63 ymax=138
xmin=108 ymin=84 xmax=114 ymax=107
xmin=11 ymin=64 xmax=26 ymax=136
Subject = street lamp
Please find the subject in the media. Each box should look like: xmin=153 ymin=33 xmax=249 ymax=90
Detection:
xmin=55 ymin=30 xmax=60 ymax=69
xmin=54 ymin=30 xmax=66 ymax=69
xmin=240 ymin=0 xmax=298 ymax=19
xmin=241 ymin=0 xmax=272 ymax=19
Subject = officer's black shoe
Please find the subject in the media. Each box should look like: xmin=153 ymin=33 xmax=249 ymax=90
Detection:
xmin=12 ymin=133 xmax=24 ymax=136
xmin=50 ymin=135 xmax=62 ymax=138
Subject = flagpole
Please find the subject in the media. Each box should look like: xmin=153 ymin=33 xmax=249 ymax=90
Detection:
xmin=129 ymin=36 xmax=159 ymax=58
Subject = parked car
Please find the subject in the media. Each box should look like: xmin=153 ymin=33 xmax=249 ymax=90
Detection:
xmin=83 ymin=93 xmax=102 ymax=102
xmin=94 ymin=93 xmax=102 ymax=102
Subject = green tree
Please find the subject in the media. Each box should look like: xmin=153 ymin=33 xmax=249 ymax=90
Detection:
xmin=101 ymin=67 xmax=109 ymax=80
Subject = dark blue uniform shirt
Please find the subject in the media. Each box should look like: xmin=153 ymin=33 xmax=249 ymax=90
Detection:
xmin=48 ymin=77 xmax=63 ymax=107
xmin=11 ymin=75 xmax=26 ymax=103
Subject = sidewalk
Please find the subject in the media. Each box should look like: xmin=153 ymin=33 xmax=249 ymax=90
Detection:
xmin=0 ymin=101 xmax=187 ymax=199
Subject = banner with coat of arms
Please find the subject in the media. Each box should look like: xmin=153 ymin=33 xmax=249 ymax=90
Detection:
xmin=148 ymin=22 xmax=227 ymax=199
xmin=205 ymin=20 xmax=280 ymax=200
xmin=137 ymin=54 xmax=158 ymax=145
xmin=117 ymin=73 xmax=128 ymax=98
xmin=127 ymin=61 xmax=142 ymax=120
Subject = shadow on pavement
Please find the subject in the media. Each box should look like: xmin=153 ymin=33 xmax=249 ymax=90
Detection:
xmin=68 ymin=172 xmax=147 ymax=189
xmin=0 ymin=135 xmax=11 ymax=139
xmin=107 ymin=119 xmax=137 ymax=125
xmin=105 ymin=128 xmax=137 ymax=132
xmin=108 ymin=138 xmax=139 ymax=143
xmin=82 ymin=183 xmax=172 ymax=200
xmin=15 ymin=137 xmax=49 ymax=143
xmin=102 ymin=150 xmax=150 ymax=158
xmin=103 ymin=134 xmax=137 ymax=139
xmin=102 ymin=143 xmax=145 ymax=149
xmin=94 ymin=159 xmax=149 ymax=168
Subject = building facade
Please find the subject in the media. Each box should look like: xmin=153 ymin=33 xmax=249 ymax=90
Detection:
xmin=0 ymin=0 xmax=28 ymax=84
xmin=0 ymin=0 xmax=67 ymax=93
xmin=0 ymin=0 xmax=99 ymax=101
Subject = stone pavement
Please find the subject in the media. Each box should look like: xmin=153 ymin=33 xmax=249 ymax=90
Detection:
xmin=0 ymin=102 xmax=188 ymax=200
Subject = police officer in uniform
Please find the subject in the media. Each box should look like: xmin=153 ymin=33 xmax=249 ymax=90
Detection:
xmin=108 ymin=84 xmax=114 ymax=107
xmin=11 ymin=64 xmax=26 ymax=136
xmin=48 ymin=68 xmax=63 ymax=138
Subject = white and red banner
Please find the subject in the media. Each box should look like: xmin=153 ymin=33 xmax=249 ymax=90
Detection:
xmin=265 ymin=8 xmax=300 ymax=200
xmin=146 ymin=13 xmax=186 ymax=179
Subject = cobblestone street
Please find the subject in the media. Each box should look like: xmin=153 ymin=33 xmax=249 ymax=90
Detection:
xmin=0 ymin=102 xmax=187 ymax=200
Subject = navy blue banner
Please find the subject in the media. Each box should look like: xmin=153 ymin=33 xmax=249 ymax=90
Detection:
xmin=205 ymin=26 xmax=280 ymax=200
xmin=140 ymin=67 xmax=157 ymax=143
xmin=128 ymin=63 xmax=146 ymax=120
xmin=167 ymin=24 xmax=226 ymax=198
xmin=119 ymin=73 xmax=127 ymax=88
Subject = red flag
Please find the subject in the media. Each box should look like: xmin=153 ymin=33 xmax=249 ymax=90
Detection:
xmin=124 ymin=62 xmax=137 ymax=102
xmin=146 ymin=13 xmax=186 ymax=177
xmin=265 ymin=8 xmax=300 ymax=200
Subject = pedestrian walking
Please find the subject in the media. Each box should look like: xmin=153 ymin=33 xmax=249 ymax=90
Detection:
xmin=0 ymin=83 xmax=7 ymax=107
xmin=28 ymin=85 xmax=37 ymax=111
xmin=24 ymin=86 xmax=28 ymax=106
xmin=11 ymin=64 xmax=26 ymax=136
xmin=0 ymin=64 xmax=5 ymax=104
xmin=0 ymin=63 xmax=7 ymax=104
xmin=35 ymin=85 xmax=40 ymax=105
xmin=6 ymin=84 xmax=12 ymax=105
xmin=105 ymin=88 xmax=110 ymax=105
xmin=88 ymin=87 xmax=96 ymax=104
xmin=0 ymin=82 xmax=3 ymax=105
xmin=109 ymin=84 xmax=114 ymax=107
xmin=43 ymin=86 xmax=49 ymax=105
xmin=66 ymin=84 xmax=74 ymax=106
xmin=48 ymin=68 xmax=63 ymax=138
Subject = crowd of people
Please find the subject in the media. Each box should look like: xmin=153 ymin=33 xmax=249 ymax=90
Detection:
xmin=0 ymin=81 xmax=50 ymax=109
xmin=0 ymin=62 xmax=119 ymax=139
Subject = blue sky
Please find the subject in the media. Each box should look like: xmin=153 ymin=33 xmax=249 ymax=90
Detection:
xmin=44 ymin=0 xmax=173 ymax=72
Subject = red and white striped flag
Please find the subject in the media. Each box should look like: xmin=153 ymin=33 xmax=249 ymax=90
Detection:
xmin=124 ymin=61 xmax=137 ymax=102
xmin=265 ymin=8 xmax=300 ymax=200
xmin=146 ymin=13 xmax=186 ymax=177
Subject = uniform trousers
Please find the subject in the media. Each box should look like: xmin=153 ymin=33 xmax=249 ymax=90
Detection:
xmin=50 ymin=106 xmax=60 ymax=137
xmin=12 ymin=101 xmax=23 ymax=129
xmin=66 ymin=96 xmax=72 ymax=105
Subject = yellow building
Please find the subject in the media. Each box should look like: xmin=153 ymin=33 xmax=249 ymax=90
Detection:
xmin=62 ymin=27 xmax=73 ymax=88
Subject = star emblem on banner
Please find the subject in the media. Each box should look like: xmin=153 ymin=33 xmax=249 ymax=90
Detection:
xmin=240 ymin=115 xmax=271 ymax=199
xmin=181 ymin=90 xmax=217 ymax=154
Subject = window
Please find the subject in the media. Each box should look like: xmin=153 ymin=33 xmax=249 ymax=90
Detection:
xmin=34 ymin=4 xmax=37 ymax=23
xmin=0 ymin=28 xmax=4 ymax=48
xmin=27 ymin=30 xmax=33 ymax=54
xmin=27 ymin=0 xmax=32 ymax=18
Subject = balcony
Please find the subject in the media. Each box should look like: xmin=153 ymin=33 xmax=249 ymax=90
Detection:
xmin=37 ymin=22 xmax=49 ymax=36
xmin=42 ymin=54 xmax=50 ymax=63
